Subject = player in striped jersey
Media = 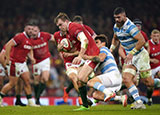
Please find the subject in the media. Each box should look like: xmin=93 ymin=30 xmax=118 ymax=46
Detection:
xmin=83 ymin=34 xmax=127 ymax=106
xmin=110 ymin=7 xmax=160 ymax=109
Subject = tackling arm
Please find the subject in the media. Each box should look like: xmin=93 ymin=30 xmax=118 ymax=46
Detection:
xmin=83 ymin=53 xmax=106 ymax=63
xmin=110 ymin=34 xmax=119 ymax=52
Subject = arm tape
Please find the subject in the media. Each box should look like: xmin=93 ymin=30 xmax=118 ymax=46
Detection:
xmin=77 ymin=32 xmax=88 ymax=49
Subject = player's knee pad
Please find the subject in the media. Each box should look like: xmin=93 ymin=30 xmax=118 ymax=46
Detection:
xmin=140 ymin=70 xmax=151 ymax=78
xmin=123 ymin=68 xmax=136 ymax=76
xmin=66 ymin=68 xmax=78 ymax=76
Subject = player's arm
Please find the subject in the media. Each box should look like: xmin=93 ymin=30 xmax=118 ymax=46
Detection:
xmin=72 ymin=31 xmax=88 ymax=64
xmin=63 ymin=51 xmax=79 ymax=57
xmin=92 ymin=33 xmax=97 ymax=39
xmin=118 ymin=44 xmax=126 ymax=60
xmin=50 ymin=34 xmax=56 ymax=43
xmin=83 ymin=52 xmax=106 ymax=63
xmin=0 ymin=50 xmax=6 ymax=67
xmin=5 ymin=39 xmax=15 ymax=65
xmin=27 ymin=48 xmax=36 ymax=64
xmin=78 ymin=31 xmax=88 ymax=57
xmin=132 ymin=32 xmax=145 ymax=52
xmin=110 ymin=34 xmax=119 ymax=52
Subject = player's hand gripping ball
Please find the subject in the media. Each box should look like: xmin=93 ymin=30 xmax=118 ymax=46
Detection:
xmin=60 ymin=38 xmax=72 ymax=52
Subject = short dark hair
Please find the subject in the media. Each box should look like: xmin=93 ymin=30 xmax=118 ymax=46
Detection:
xmin=25 ymin=19 xmax=39 ymax=27
xmin=95 ymin=34 xmax=108 ymax=47
xmin=133 ymin=18 xmax=142 ymax=25
xmin=114 ymin=7 xmax=125 ymax=15
xmin=54 ymin=12 xmax=70 ymax=24
xmin=72 ymin=15 xmax=83 ymax=22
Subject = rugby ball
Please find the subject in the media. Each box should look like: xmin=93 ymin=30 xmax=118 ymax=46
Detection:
xmin=60 ymin=38 xmax=72 ymax=51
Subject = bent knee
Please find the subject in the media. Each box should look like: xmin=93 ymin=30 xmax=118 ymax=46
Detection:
xmin=142 ymin=77 xmax=154 ymax=87
xmin=87 ymin=80 xmax=93 ymax=87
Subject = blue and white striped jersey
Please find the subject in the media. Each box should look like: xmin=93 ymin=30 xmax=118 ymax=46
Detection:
xmin=113 ymin=18 xmax=143 ymax=54
xmin=99 ymin=46 xmax=119 ymax=74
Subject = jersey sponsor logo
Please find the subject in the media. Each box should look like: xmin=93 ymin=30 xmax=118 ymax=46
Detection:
xmin=24 ymin=45 xmax=32 ymax=49
xmin=33 ymin=42 xmax=47 ymax=49
xmin=151 ymin=51 xmax=160 ymax=57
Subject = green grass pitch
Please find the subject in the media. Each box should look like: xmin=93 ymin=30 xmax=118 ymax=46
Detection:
xmin=0 ymin=104 xmax=160 ymax=115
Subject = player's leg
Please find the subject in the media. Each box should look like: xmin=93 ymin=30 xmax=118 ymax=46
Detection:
xmin=74 ymin=64 xmax=93 ymax=110
xmin=34 ymin=58 xmax=50 ymax=105
xmin=123 ymin=65 xmax=145 ymax=109
xmin=0 ymin=76 xmax=19 ymax=106
xmin=21 ymin=72 xmax=39 ymax=107
xmin=63 ymin=81 xmax=74 ymax=103
xmin=146 ymin=86 xmax=154 ymax=105
xmin=15 ymin=78 xmax=26 ymax=106
xmin=64 ymin=64 xmax=82 ymax=103
xmin=88 ymin=71 xmax=122 ymax=102
xmin=33 ymin=75 xmax=40 ymax=104
xmin=0 ymin=76 xmax=4 ymax=90
xmin=36 ymin=70 xmax=50 ymax=105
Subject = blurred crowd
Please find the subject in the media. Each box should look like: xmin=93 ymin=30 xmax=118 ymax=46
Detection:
xmin=0 ymin=0 xmax=160 ymax=97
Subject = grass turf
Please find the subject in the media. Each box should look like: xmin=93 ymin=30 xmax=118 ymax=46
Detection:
xmin=0 ymin=104 xmax=160 ymax=115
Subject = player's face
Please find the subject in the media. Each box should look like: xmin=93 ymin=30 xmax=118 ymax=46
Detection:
xmin=95 ymin=39 xmax=101 ymax=48
xmin=32 ymin=26 xmax=40 ymax=38
xmin=136 ymin=24 xmax=142 ymax=30
xmin=24 ymin=25 xmax=34 ymax=38
xmin=151 ymin=33 xmax=160 ymax=44
xmin=56 ymin=19 xmax=68 ymax=32
xmin=114 ymin=13 xmax=126 ymax=27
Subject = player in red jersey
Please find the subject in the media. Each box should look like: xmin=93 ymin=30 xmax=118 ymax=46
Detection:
xmin=0 ymin=22 xmax=39 ymax=107
xmin=30 ymin=25 xmax=55 ymax=105
xmin=54 ymin=30 xmax=85 ymax=105
xmin=0 ymin=46 xmax=27 ymax=106
xmin=133 ymin=19 xmax=149 ymax=49
xmin=147 ymin=29 xmax=160 ymax=105
xmin=62 ymin=15 xmax=97 ymax=104
xmin=72 ymin=15 xmax=97 ymax=39
xmin=54 ymin=12 xmax=100 ymax=110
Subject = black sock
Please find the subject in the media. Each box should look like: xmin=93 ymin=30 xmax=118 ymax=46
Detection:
xmin=36 ymin=83 xmax=46 ymax=102
xmin=26 ymin=94 xmax=32 ymax=99
xmin=34 ymin=84 xmax=40 ymax=99
xmin=79 ymin=86 xmax=88 ymax=108
xmin=0 ymin=93 xmax=5 ymax=98
xmin=120 ymin=84 xmax=127 ymax=91
xmin=16 ymin=95 xmax=21 ymax=102
xmin=147 ymin=88 xmax=154 ymax=99
xmin=66 ymin=82 xmax=74 ymax=93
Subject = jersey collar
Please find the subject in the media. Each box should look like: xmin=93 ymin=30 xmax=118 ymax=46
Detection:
xmin=23 ymin=31 xmax=29 ymax=39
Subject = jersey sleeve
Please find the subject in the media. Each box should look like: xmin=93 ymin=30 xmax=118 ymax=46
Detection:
xmin=43 ymin=32 xmax=52 ymax=41
xmin=69 ymin=24 xmax=83 ymax=38
xmin=127 ymin=25 xmax=140 ymax=37
xmin=12 ymin=34 xmax=21 ymax=45
xmin=84 ymin=25 xmax=95 ymax=36
xmin=141 ymin=31 xmax=149 ymax=42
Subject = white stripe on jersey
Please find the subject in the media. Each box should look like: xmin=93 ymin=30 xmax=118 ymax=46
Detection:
xmin=99 ymin=47 xmax=118 ymax=73
xmin=113 ymin=18 xmax=143 ymax=54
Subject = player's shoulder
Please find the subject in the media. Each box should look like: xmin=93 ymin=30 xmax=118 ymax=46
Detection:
xmin=40 ymin=31 xmax=51 ymax=36
xmin=69 ymin=22 xmax=82 ymax=30
xmin=125 ymin=18 xmax=136 ymax=28
xmin=13 ymin=32 xmax=25 ymax=40
xmin=53 ymin=31 xmax=61 ymax=37
xmin=15 ymin=32 xmax=24 ymax=37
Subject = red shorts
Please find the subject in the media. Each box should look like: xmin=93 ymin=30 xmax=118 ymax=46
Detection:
xmin=85 ymin=60 xmax=99 ymax=69
xmin=8 ymin=61 xmax=29 ymax=77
